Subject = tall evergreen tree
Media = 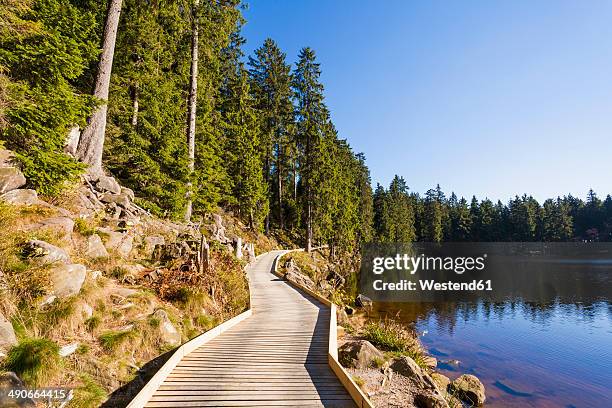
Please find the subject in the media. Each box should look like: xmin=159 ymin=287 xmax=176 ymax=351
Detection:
xmin=248 ymin=38 xmax=294 ymax=232
xmin=293 ymin=47 xmax=326 ymax=252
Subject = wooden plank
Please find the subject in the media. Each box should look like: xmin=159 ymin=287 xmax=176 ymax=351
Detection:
xmin=135 ymin=251 xmax=357 ymax=408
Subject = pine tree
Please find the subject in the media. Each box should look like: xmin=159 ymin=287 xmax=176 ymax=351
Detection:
xmin=293 ymin=47 xmax=326 ymax=252
xmin=248 ymin=38 xmax=294 ymax=232
xmin=0 ymin=0 xmax=100 ymax=195
xmin=104 ymin=0 xmax=191 ymax=217
xmin=223 ymin=70 xmax=267 ymax=229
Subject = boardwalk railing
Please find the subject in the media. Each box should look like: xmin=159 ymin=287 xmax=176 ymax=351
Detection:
xmin=272 ymin=252 xmax=374 ymax=408
xmin=128 ymin=250 xmax=373 ymax=408
xmin=126 ymin=261 xmax=255 ymax=408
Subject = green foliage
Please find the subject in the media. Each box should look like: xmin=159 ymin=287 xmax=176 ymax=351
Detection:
xmin=84 ymin=315 xmax=101 ymax=332
xmin=74 ymin=218 xmax=97 ymax=236
xmin=71 ymin=375 xmax=107 ymax=408
xmin=0 ymin=0 xmax=99 ymax=196
xmin=98 ymin=329 xmax=134 ymax=352
xmin=2 ymin=337 xmax=61 ymax=386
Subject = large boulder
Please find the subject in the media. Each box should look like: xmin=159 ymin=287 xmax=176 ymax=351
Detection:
xmin=0 ymin=372 xmax=36 ymax=407
xmin=450 ymin=374 xmax=486 ymax=406
xmin=99 ymin=228 xmax=132 ymax=257
xmin=0 ymin=312 xmax=17 ymax=351
xmin=49 ymin=264 xmax=86 ymax=298
xmin=0 ymin=189 xmax=39 ymax=205
xmin=24 ymin=240 xmax=70 ymax=265
xmin=144 ymin=235 xmax=165 ymax=257
xmin=153 ymin=310 xmax=181 ymax=347
xmin=391 ymin=355 xmax=425 ymax=380
xmin=338 ymin=340 xmax=384 ymax=369
xmin=96 ymin=175 xmax=122 ymax=194
xmin=85 ymin=234 xmax=109 ymax=259
xmin=414 ymin=393 xmax=450 ymax=408
xmin=431 ymin=372 xmax=451 ymax=393
xmin=0 ymin=167 xmax=26 ymax=194
xmin=285 ymin=268 xmax=315 ymax=291
xmin=100 ymin=192 xmax=131 ymax=208
xmin=32 ymin=217 xmax=75 ymax=237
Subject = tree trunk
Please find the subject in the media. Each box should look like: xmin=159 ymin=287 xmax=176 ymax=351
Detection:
xmin=131 ymin=86 xmax=139 ymax=126
xmin=264 ymin=153 xmax=270 ymax=234
xmin=277 ymin=143 xmax=284 ymax=230
xmin=184 ymin=0 xmax=199 ymax=223
xmin=76 ymin=0 xmax=123 ymax=176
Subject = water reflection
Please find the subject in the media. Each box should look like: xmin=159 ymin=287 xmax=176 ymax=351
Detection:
xmin=370 ymin=300 xmax=612 ymax=407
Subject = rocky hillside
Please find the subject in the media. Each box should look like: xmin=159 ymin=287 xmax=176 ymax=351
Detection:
xmin=0 ymin=149 xmax=276 ymax=407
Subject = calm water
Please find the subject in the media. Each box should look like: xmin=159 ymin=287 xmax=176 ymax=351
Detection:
xmin=372 ymin=300 xmax=612 ymax=407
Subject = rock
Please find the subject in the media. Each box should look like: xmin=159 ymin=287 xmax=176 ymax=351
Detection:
xmin=90 ymin=270 xmax=102 ymax=280
xmin=337 ymin=308 xmax=351 ymax=327
xmin=0 ymin=312 xmax=17 ymax=351
xmin=355 ymin=294 xmax=373 ymax=308
xmin=0 ymin=149 xmax=16 ymax=167
xmin=144 ymin=235 xmax=165 ymax=257
xmin=0 ymin=189 xmax=39 ymax=205
xmin=34 ymin=217 xmax=75 ymax=236
xmin=153 ymin=310 xmax=181 ymax=346
xmin=76 ymin=302 xmax=93 ymax=319
xmin=423 ymin=355 xmax=438 ymax=369
xmin=24 ymin=240 xmax=70 ymax=265
xmin=121 ymin=186 xmax=135 ymax=201
xmin=117 ymin=235 xmax=133 ymax=258
xmin=390 ymin=355 xmax=436 ymax=390
xmin=338 ymin=340 xmax=384 ymax=369
xmin=49 ymin=264 xmax=86 ymax=298
xmin=414 ymin=393 xmax=450 ymax=408
xmin=120 ymin=263 xmax=147 ymax=284
xmin=0 ymin=167 xmax=26 ymax=194
xmin=85 ymin=234 xmax=109 ymax=259
xmin=64 ymin=126 xmax=80 ymax=155
xmin=100 ymin=192 xmax=130 ymax=208
xmin=99 ymin=228 xmax=133 ymax=257
xmin=96 ymin=175 xmax=122 ymax=194
xmin=111 ymin=287 xmax=138 ymax=297
xmin=59 ymin=343 xmax=78 ymax=357
xmin=284 ymin=268 xmax=315 ymax=290
xmin=431 ymin=372 xmax=451 ymax=393
xmin=39 ymin=295 xmax=57 ymax=307
xmin=0 ymin=372 xmax=36 ymax=407
xmin=450 ymin=374 xmax=486 ymax=406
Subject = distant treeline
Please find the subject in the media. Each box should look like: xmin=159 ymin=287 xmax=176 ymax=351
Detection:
xmin=373 ymin=176 xmax=612 ymax=242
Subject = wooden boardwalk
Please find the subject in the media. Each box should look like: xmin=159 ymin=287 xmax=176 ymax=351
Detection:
xmin=144 ymin=251 xmax=356 ymax=407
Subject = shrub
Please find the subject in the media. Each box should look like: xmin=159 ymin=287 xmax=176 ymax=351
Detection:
xmin=71 ymin=375 xmax=107 ymax=408
xmin=74 ymin=218 xmax=97 ymax=236
xmin=84 ymin=315 xmax=101 ymax=332
xmin=98 ymin=329 xmax=134 ymax=352
xmin=363 ymin=319 xmax=417 ymax=353
xmin=2 ymin=338 xmax=61 ymax=386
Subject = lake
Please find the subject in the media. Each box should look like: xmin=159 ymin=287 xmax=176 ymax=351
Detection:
xmin=372 ymin=300 xmax=612 ymax=407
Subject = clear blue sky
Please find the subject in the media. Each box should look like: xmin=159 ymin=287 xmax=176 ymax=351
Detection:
xmin=241 ymin=1 xmax=612 ymax=203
